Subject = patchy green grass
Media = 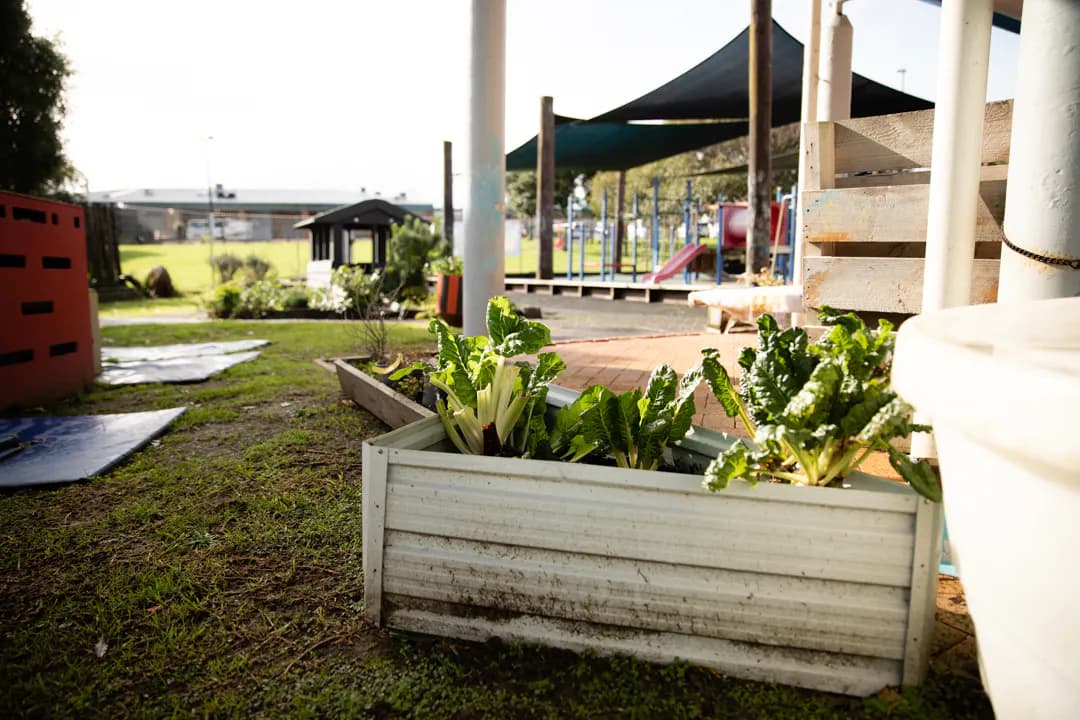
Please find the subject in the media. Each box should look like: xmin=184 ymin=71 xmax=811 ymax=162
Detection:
xmin=0 ymin=320 xmax=992 ymax=719
xmin=120 ymin=240 xmax=309 ymax=294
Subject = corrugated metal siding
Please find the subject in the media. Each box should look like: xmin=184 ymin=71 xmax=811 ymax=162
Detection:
xmin=385 ymin=464 xmax=916 ymax=587
xmin=369 ymin=428 xmax=924 ymax=696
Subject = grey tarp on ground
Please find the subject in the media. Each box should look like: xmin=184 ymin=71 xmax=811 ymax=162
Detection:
xmin=99 ymin=351 xmax=262 ymax=385
xmin=101 ymin=339 xmax=269 ymax=362
xmin=0 ymin=407 xmax=187 ymax=488
xmin=98 ymin=339 xmax=269 ymax=385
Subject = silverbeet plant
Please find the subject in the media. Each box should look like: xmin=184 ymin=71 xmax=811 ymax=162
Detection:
xmin=573 ymin=364 xmax=702 ymax=470
xmin=428 ymin=297 xmax=564 ymax=456
xmin=700 ymin=308 xmax=941 ymax=502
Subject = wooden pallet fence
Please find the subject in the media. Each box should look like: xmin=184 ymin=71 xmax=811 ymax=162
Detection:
xmin=800 ymin=101 xmax=1012 ymax=315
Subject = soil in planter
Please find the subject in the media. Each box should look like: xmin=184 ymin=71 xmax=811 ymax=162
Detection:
xmin=352 ymin=352 xmax=438 ymax=411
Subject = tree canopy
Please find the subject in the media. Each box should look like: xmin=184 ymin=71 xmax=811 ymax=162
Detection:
xmin=1 ymin=0 xmax=73 ymax=196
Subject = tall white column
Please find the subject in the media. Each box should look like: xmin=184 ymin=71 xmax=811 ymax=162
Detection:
xmin=793 ymin=0 xmax=822 ymax=289
xmin=463 ymin=0 xmax=506 ymax=336
xmin=912 ymin=0 xmax=993 ymax=461
xmin=816 ymin=0 xmax=852 ymax=122
xmin=999 ymin=0 xmax=1080 ymax=302
xmin=920 ymin=0 xmax=993 ymax=313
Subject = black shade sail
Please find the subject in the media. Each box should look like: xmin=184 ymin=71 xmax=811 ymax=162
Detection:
xmin=592 ymin=20 xmax=932 ymax=124
xmin=506 ymin=120 xmax=748 ymax=172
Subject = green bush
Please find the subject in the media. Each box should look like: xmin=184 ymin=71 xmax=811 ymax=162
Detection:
xmin=207 ymin=282 xmax=242 ymax=318
xmin=384 ymin=217 xmax=445 ymax=302
xmin=280 ymin=285 xmax=310 ymax=310
xmin=210 ymin=253 xmax=243 ymax=283
xmin=427 ymin=255 xmax=463 ymax=275
xmin=243 ymin=254 xmax=273 ymax=281
xmin=332 ymin=265 xmax=382 ymax=312
xmin=237 ymin=280 xmax=284 ymax=318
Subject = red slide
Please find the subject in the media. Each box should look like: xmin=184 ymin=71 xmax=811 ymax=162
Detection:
xmin=641 ymin=243 xmax=709 ymax=285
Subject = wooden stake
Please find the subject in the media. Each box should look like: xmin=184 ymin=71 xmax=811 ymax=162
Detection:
xmin=443 ymin=140 xmax=454 ymax=249
xmin=536 ymin=96 xmax=555 ymax=280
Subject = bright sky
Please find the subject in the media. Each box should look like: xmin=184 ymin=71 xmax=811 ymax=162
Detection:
xmin=27 ymin=0 xmax=1019 ymax=204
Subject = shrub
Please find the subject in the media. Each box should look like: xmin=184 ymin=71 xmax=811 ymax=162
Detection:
xmin=280 ymin=285 xmax=310 ymax=310
xmin=427 ymin=255 xmax=463 ymax=275
xmin=243 ymin=254 xmax=273 ymax=281
xmin=207 ymin=282 xmax=242 ymax=318
xmin=237 ymin=280 xmax=283 ymax=318
xmin=210 ymin=253 xmax=243 ymax=283
xmin=384 ymin=217 xmax=445 ymax=302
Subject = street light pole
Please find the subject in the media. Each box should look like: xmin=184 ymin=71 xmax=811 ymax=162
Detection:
xmin=205 ymin=135 xmax=216 ymax=287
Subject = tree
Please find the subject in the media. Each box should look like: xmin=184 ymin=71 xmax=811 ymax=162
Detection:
xmin=1 ymin=0 xmax=73 ymax=196
xmin=505 ymin=168 xmax=577 ymax=218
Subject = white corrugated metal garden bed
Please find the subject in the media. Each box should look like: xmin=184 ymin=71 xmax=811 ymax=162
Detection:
xmin=362 ymin=414 xmax=942 ymax=696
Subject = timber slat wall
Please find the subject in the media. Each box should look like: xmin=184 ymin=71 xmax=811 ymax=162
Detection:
xmin=801 ymin=101 xmax=1011 ymax=315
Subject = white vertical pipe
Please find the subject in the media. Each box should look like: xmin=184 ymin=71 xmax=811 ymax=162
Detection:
xmin=463 ymin=0 xmax=506 ymax=336
xmin=817 ymin=0 xmax=852 ymax=122
xmin=912 ymin=0 xmax=993 ymax=461
xmin=920 ymin=0 xmax=993 ymax=313
xmin=793 ymin=0 xmax=822 ymax=288
xmin=999 ymin=0 xmax=1080 ymax=302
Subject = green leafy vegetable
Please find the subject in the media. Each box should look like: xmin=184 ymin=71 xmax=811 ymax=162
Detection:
xmin=575 ymin=364 xmax=702 ymax=471
xmin=427 ymin=296 xmax=563 ymax=457
xmin=700 ymin=308 xmax=940 ymax=501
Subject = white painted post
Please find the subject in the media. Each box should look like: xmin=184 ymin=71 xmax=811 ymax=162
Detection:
xmin=920 ymin=0 xmax=993 ymax=313
xmin=463 ymin=0 xmax=507 ymax=336
xmin=913 ymin=0 xmax=993 ymax=460
xmin=998 ymin=0 xmax=1080 ymax=302
xmin=794 ymin=0 xmax=822 ymax=291
xmin=816 ymin=0 xmax=852 ymax=123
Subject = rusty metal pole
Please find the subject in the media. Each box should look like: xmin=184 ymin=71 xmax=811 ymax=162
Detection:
xmin=747 ymin=0 xmax=773 ymax=279
xmin=614 ymin=170 xmax=626 ymax=272
xmin=536 ymin=96 xmax=554 ymax=279
xmin=443 ymin=140 xmax=454 ymax=251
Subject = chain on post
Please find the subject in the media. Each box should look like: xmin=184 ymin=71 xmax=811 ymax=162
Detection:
xmin=1002 ymin=234 xmax=1080 ymax=270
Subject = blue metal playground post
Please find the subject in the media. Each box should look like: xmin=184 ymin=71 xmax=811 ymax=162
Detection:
xmin=631 ymin=193 xmax=639 ymax=283
xmin=600 ymin=189 xmax=608 ymax=281
xmin=651 ymin=177 xmax=660 ymax=270
xmin=715 ymin=194 xmax=725 ymax=285
xmin=578 ymin=207 xmax=585 ymax=282
xmin=566 ymin=195 xmax=574 ymax=280
xmin=683 ymin=180 xmax=692 ymax=283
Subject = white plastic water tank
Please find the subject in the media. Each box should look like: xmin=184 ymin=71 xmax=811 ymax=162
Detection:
xmin=893 ymin=297 xmax=1080 ymax=720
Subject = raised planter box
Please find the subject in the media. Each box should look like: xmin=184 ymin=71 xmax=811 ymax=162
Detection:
xmin=362 ymin=414 xmax=943 ymax=696
xmin=334 ymin=358 xmax=433 ymax=429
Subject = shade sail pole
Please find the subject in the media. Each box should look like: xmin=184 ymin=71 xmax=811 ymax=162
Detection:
xmin=536 ymin=96 xmax=554 ymax=280
xmin=793 ymin=0 xmax=822 ymax=290
xmin=464 ymin=0 xmax=506 ymax=335
xmin=999 ymin=0 xmax=1080 ymax=302
xmin=817 ymin=0 xmax=852 ymax=122
xmin=747 ymin=0 xmax=773 ymax=279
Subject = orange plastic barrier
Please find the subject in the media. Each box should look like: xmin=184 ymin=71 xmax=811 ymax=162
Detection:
xmin=0 ymin=191 xmax=94 ymax=410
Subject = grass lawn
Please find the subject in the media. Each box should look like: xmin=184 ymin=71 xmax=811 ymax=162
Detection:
xmin=120 ymin=241 xmax=310 ymax=295
xmin=0 ymin=321 xmax=992 ymax=719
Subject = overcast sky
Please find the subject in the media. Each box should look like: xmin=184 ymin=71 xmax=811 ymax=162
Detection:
xmin=27 ymin=0 xmax=1020 ymax=204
